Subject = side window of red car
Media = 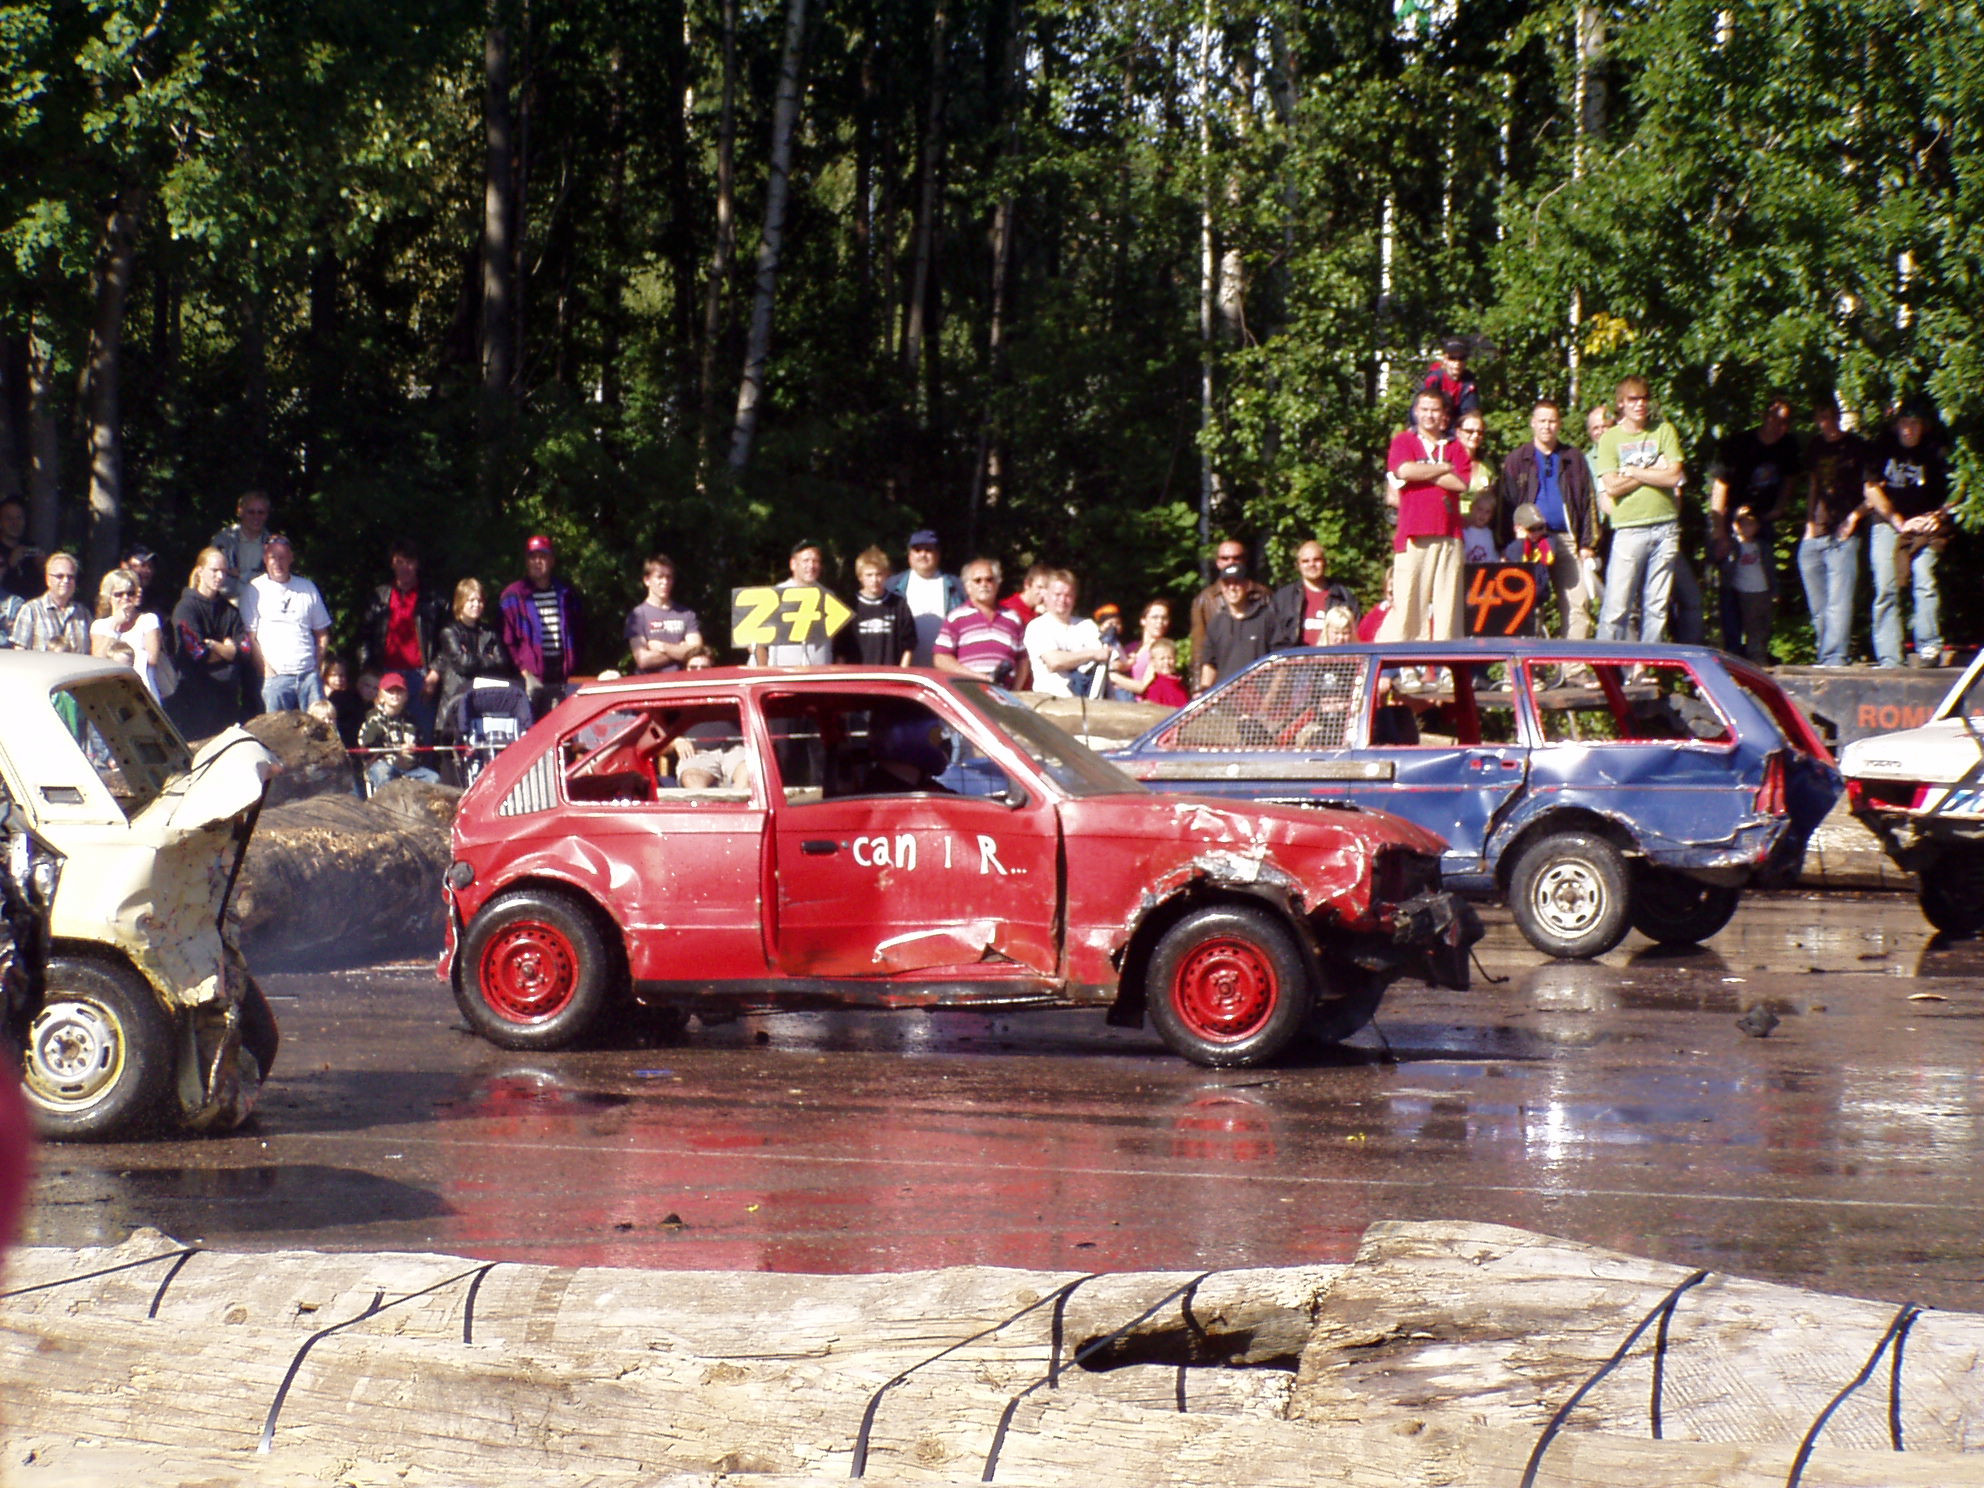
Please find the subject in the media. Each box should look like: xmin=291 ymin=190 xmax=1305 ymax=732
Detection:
xmin=560 ymin=703 xmax=751 ymax=803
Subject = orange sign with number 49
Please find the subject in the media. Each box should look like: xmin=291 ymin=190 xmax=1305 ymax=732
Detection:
xmin=1466 ymin=564 xmax=1539 ymax=636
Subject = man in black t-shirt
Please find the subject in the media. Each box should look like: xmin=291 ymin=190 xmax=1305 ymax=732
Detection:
xmin=1863 ymin=400 xmax=1954 ymax=667
xmin=1200 ymin=563 xmax=1276 ymax=692
xmin=1709 ymin=396 xmax=1803 ymax=653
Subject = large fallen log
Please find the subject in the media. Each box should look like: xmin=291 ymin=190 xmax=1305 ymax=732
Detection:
xmin=4 ymin=1222 xmax=1981 ymax=1486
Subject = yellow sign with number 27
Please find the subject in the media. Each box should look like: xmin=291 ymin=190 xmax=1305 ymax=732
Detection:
xmin=730 ymin=584 xmax=855 ymax=649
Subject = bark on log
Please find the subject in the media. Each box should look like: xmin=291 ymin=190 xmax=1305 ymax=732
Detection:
xmin=5 ymin=1222 xmax=1984 ymax=1485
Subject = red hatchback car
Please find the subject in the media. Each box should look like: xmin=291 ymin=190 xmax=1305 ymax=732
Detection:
xmin=440 ymin=668 xmax=1477 ymax=1067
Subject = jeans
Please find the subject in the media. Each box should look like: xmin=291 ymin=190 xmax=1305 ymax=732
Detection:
xmin=260 ymin=668 xmax=325 ymax=714
xmin=1869 ymin=522 xmax=1941 ymax=666
xmin=367 ymin=758 xmax=442 ymax=792
xmin=1597 ymin=521 xmax=1679 ymax=643
xmin=1797 ymin=534 xmax=1861 ymax=666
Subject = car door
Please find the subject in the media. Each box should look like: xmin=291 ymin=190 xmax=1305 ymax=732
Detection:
xmin=1320 ymin=657 xmax=1527 ymax=885
xmin=764 ymin=687 xmax=1061 ymax=983
xmin=1117 ymin=652 xmax=1389 ymax=804
xmin=552 ymin=697 xmax=771 ymax=982
xmin=1520 ymin=658 xmax=1746 ymax=859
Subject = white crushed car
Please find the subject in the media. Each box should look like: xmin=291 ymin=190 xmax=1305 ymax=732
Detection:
xmin=1839 ymin=649 xmax=1984 ymax=936
xmin=0 ymin=653 xmax=280 ymax=1138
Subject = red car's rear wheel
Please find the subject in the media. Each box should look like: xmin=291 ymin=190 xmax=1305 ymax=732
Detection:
xmin=457 ymin=889 xmax=617 ymax=1050
xmin=1147 ymin=906 xmax=1313 ymax=1067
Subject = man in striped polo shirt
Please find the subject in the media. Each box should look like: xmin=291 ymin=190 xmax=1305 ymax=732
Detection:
xmin=932 ymin=556 xmax=1027 ymax=689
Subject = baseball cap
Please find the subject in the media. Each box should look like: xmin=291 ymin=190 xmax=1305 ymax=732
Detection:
xmin=378 ymin=672 xmax=408 ymax=693
xmin=1093 ymin=602 xmax=1121 ymax=622
xmin=1218 ymin=561 xmax=1249 ymax=582
xmin=790 ymin=537 xmax=822 ymax=557
xmin=1512 ymin=502 xmax=1546 ymax=530
xmin=1442 ymin=336 xmax=1470 ymax=358
xmin=263 ymin=531 xmax=293 ymax=551
xmin=525 ymin=534 xmax=554 ymax=554
xmin=124 ymin=545 xmax=156 ymax=565
xmin=907 ymin=528 xmax=940 ymax=549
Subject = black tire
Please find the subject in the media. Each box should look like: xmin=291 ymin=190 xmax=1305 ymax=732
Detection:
xmin=1919 ymin=849 xmax=1984 ymax=938
xmin=1628 ymin=867 xmax=1741 ymax=946
xmin=1508 ymin=831 xmax=1632 ymax=960
xmin=239 ymin=976 xmax=280 ymax=1079
xmin=457 ymin=888 xmax=616 ymax=1050
xmin=22 ymin=956 xmax=176 ymax=1141
xmin=1306 ymin=969 xmax=1388 ymax=1046
xmin=1146 ymin=906 xmax=1313 ymax=1067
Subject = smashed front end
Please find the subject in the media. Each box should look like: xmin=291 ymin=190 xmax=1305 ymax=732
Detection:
xmin=88 ymin=729 xmax=280 ymax=1131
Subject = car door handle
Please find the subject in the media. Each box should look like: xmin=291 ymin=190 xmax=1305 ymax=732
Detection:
xmin=801 ymin=840 xmax=839 ymax=855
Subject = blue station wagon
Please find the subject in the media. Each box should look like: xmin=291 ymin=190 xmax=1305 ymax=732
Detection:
xmin=1111 ymin=640 xmax=1841 ymax=959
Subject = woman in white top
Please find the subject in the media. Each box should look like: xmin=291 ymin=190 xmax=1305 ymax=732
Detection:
xmin=90 ymin=569 xmax=166 ymax=698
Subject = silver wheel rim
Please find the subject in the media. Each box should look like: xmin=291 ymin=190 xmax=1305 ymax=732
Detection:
xmin=23 ymin=999 xmax=124 ymax=1110
xmin=1533 ymin=860 xmax=1606 ymax=938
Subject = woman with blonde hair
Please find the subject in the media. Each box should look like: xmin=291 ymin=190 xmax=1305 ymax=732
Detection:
xmin=432 ymin=576 xmax=516 ymax=740
xmin=165 ymin=546 xmax=250 ymax=739
xmin=91 ymin=568 xmax=168 ymax=697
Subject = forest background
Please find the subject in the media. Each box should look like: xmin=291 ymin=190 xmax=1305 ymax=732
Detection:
xmin=1 ymin=0 xmax=1978 ymax=664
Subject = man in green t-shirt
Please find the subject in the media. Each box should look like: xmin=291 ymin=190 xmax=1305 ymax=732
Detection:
xmin=1593 ymin=375 xmax=1688 ymax=643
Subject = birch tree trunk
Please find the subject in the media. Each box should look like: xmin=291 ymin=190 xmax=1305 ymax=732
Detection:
xmin=697 ymin=0 xmax=739 ymax=456
xmin=480 ymin=0 xmax=515 ymax=399
xmin=598 ymin=42 xmax=628 ymax=409
xmin=25 ymin=320 xmax=59 ymax=553
xmin=902 ymin=0 xmax=949 ymax=411
xmin=82 ymin=183 xmax=146 ymax=576
xmin=727 ymin=0 xmax=809 ymax=475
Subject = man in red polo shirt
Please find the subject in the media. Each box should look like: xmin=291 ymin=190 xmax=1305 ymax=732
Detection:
xmin=1380 ymin=388 xmax=1471 ymax=641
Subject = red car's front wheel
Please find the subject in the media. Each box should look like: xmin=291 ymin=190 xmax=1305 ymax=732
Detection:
xmin=457 ymin=889 xmax=617 ymax=1050
xmin=1147 ymin=906 xmax=1313 ymax=1067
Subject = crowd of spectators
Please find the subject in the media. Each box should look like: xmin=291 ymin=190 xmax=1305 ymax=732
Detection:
xmin=1370 ymin=339 xmax=1962 ymax=670
xmin=0 ymin=351 xmax=1961 ymax=777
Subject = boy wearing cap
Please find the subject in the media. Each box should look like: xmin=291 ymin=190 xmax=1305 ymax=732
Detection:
xmin=239 ymin=533 xmax=332 ymax=713
xmin=1200 ymin=561 xmax=1276 ymax=691
xmin=501 ymin=534 xmax=587 ymax=714
xmin=357 ymin=673 xmax=442 ymax=792
xmin=884 ymin=528 xmax=965 ymax=666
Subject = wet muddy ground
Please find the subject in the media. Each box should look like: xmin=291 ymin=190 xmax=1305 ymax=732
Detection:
xmin=22 ymin=892 xmax=1984 ymax=1312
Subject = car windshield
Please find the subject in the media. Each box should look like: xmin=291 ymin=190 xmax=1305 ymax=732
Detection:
xmin=948 ymin=678 xmax=1143 ymax=798
xmin=52 ymin=675 xmax=192 ymax=819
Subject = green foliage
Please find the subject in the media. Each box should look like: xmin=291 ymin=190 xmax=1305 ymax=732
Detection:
xmin=1 ymin=0 xmax=1980 ymax=662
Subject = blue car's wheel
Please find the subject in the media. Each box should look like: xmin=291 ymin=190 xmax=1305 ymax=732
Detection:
xmin=1509 ymin=831 xmax=1630 ymax=960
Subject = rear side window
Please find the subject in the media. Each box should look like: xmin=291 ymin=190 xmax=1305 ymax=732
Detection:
xmin=1154 ymin=654 xmax=1367 ymax=751
xmin=1528 ymin=662 xmax=1732 ymax=745
xmin=52 ymin=676 xmax=191 ymax=819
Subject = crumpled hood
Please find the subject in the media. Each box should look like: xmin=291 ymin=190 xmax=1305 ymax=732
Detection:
xmin=144 ymin=729 xmax=279 ymax=841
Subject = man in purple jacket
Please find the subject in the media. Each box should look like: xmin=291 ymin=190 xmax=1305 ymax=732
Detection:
xmin=501 ymin=534 xmax=587 ymax=718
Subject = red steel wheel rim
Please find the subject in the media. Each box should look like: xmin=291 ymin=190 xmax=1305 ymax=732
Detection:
xmin=479 ymin=921 xmax=580 ymax=1023
xmin=1172 ymin=936 xmax=1278 ymax=1042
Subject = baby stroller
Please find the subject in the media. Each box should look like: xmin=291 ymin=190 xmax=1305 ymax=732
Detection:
xmin=449 ymin=678 xmax=534 ymax=787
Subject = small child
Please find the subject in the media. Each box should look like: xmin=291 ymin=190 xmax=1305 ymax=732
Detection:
xmin=321 ymin=655 xmax=368 ymax=749
xmin=1319 ymin=605 xmax=1355 ymax=647
xmin=357 ymin=672 xmax=441 ymax=792
xmin=1503 ymin=502 xmax=1555 ymax=566
xmin=1141 ymin=638 xmax=1190 ymax=708
xmin=1724 ymin=506 xmax=1773 ymax=662
xmin=1461 ymin=491 xmax=1499 ymax=563
xmin=102 ymin=639 xmax=136 ymax=670
xmin=835 ymin=546 xmax=916 ymax=665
